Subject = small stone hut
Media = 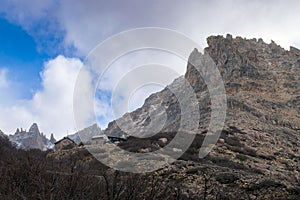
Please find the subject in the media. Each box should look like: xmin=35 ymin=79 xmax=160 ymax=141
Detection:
xmin=54 ymin=137 xmax=77 ymax=150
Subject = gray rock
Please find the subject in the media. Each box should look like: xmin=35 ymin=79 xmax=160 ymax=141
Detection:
xmin=8 ymin=123 xmax=53 ymax=150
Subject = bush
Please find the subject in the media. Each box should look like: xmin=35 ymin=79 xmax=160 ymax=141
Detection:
xmin=235 ymin=153 xmax=248 ymax=161
xmin=208 ymin=156 xmax=247 ymax=170
xmin=258 ymin=154 xmax=276 ymax=160
xmin=248 ymin=179 xmax=283 ymax=191
xmin=118 ymin=132 xmax=177 ymax=153
xmin=229 ymin=146 xmax=257 ymax=157
xmin=287 ymin=186 xmax=300 ymax=195
xmin=225 ymin=136 xmax=243 ymax=147
xmin=215 ymin=172 xmax=239 ymax=184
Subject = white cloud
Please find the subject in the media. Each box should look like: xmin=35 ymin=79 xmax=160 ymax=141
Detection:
xmin=2 ymin=0 xmax=300 ymax=55
xmin=30 ymin=56 xmax=85 ymax=137
xmin=91 ymin=49 xmax=185 ymax=126
xmin=56 ymin=0 xmax=300 ymax=53
xmin=0 ymin=0 xmax=54 ymax=27
xmin=0 ymin=68 xmax=9 ymax=88
xmin=0 ymin=68 xmax=20 ymax=107
xmin=174 ymin=0 xmax=300 ymax=50
xmin=0 ymin=56 xmax=94 ymax=139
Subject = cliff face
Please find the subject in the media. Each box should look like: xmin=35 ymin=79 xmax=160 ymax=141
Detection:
xmin=204 ymin=35 xmax=299 ymax=121
xmin=202 ymin=35 xmax=300 ymax=188
xmin=50 ymin=133 xmax=56 ymax=144
xmin=103 ymin=35 xmax=299 ymax=191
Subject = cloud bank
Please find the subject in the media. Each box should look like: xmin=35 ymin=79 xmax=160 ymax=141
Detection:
xmin=1 ymin=0 xmax=299 ymax=56
xmin=0 ymin=56 xmax=88 ymax=138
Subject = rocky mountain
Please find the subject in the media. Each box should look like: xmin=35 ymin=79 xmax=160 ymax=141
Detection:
xmin=8 ymin=123 xmax=54 ymax=150
xmin=69 ymin=123 xmax=103 ymax=144
xmin=7 ymin=123 xmax=103 ymax=150
xmin=102 ymin=34 xmax=299 ymax=197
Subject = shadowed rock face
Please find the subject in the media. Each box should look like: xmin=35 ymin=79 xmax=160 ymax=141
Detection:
xmin=0 ymin=130 xmax=8 ymax=142
xmin=103 ymin=35 xmax=299 ymax=189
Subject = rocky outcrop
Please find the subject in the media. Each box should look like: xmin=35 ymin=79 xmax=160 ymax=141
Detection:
xmin=50 ymin=133 xmax=56 ymax=144
xmin=28 ymin=123 xmax=40 ymax=134
xmin=8 ymin=123 xmax=53 ymax=150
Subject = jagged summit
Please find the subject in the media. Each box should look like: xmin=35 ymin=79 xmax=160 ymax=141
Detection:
xmin=203 ymin=35 xmax=299 ymax=127
xmin=28 ymin=123 xmax=40 ymax=134
xmin=8 ymin=123 xmax=53 ymax=150
xmin=50 ymin=133 xmax=56 ymax=143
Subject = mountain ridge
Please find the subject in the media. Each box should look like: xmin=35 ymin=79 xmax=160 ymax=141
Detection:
xmin=8 ymin=123 xmax=53 ymax=150
xmin=102 ymin=34 xmax=299 ymax=188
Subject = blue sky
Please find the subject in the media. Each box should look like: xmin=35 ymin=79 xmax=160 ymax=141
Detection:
xmin=0 ymin=17 xmax=45 ymax=97
xmin=0 ymin=0 xmax=299 ymax=139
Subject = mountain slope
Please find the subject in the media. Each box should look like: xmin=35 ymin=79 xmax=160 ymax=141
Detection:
xmin=0 ymin=129 xmax=6 ymax=139
xmin=103 ymin=34 xmax=300 ymax=192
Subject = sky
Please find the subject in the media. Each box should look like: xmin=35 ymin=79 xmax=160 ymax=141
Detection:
xmin=0 ymin=0 xmax=299 ymax=139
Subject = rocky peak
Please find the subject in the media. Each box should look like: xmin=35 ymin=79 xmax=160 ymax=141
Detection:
xmin=50 ymin=133 xmax=56 ymax=143
xmin=203 ymin=34 xmax=283 ymax=82
xmin=28 ymin=123 xmax=40 ymax=135
xmin=9 ymin=123 xmax=53 ymax=150
xmin=185 ymin=34 xmax=299 ymax=139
